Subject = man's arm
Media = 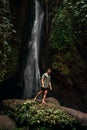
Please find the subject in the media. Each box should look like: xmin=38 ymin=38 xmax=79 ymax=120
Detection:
xmin=49 ymin=82 xmax=52 ymax=90
xmin=41 ymin=73 xmax=46 ymax=87
xmin=41 ymin=78 xmax=45 ymax=87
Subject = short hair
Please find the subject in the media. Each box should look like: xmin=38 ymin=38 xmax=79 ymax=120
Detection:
xmin=47 ymin=68 xmax=51 ymax=71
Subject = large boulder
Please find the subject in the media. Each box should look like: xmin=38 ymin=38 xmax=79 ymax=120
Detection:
xmin=1 ymin=97 xmax=87 ymax=128
xmin=61 ymin=106 xmax=87 ymax=127
xmin=0 ymin=115 xmax=16 ymax=130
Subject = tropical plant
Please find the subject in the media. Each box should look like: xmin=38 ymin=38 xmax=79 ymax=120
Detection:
xmin=15 ymin=101 xmax=76 ymax=127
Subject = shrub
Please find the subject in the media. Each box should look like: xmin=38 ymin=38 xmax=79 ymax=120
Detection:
xmin=15 ymin=101 xmax=76 ymax=127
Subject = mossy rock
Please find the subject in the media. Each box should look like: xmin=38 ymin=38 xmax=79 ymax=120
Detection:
xmin=1 ymin=98 xmax=87 ymax=129
xmin=0 ymin=115 xmax=16 ymax=130
xmin=1 ymin=98 xmax=76 ymax=128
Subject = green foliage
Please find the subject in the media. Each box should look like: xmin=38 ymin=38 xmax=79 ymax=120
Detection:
xmin=15 ymin=101 xmax=75 ymax=127
xmin=49 ymin=6 xmax=75 ymax=75
xmin=66 ymin=0 xmax=87 ymax=44
xmin=0 ymin=0 xmax=18 ymax=82
xmin=50 ymin=8 xmax=73 ymax=50
xmin=49 ymin=0 xmax=87 ymax=76
xmin=67 ymin=0 xmax=87 ymax=23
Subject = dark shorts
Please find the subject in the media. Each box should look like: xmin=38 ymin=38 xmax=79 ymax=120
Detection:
xmin=41 ymin=87 xmax=49 ymax=91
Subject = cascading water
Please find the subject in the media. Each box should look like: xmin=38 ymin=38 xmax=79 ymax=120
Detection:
xmin=24 ymin=0 xmax=44 ymax=99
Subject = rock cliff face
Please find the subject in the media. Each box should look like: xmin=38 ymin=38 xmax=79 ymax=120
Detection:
xmin=48 ymin=0 xmax=87 ymax=112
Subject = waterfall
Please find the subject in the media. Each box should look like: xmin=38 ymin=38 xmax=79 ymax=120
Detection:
xmin=24 ymin=0 xmax=44 ymax=99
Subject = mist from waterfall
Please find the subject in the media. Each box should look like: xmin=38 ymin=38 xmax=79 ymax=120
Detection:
xmin=24 ymin=0 xmax=44 ymax=99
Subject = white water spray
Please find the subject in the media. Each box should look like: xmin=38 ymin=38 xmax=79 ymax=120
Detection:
xmin=24 ymin=0 xmax=44 ymax=99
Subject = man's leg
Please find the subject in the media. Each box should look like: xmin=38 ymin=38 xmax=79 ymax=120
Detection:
xmin=34 ymin=90 xmax=43 ymax=101
xmin=42 ymin=90 xmax=48 ymax=103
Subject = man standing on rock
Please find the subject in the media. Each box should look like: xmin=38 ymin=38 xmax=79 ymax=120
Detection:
xmin=34 ymin=68 xmax=52 ymax=103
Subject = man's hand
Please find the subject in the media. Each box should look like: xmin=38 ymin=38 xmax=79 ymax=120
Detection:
xmin=49 ymin=82 xmax=52 ymax=90
xmin=50 ymin=86 xmax=52 ymax=90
